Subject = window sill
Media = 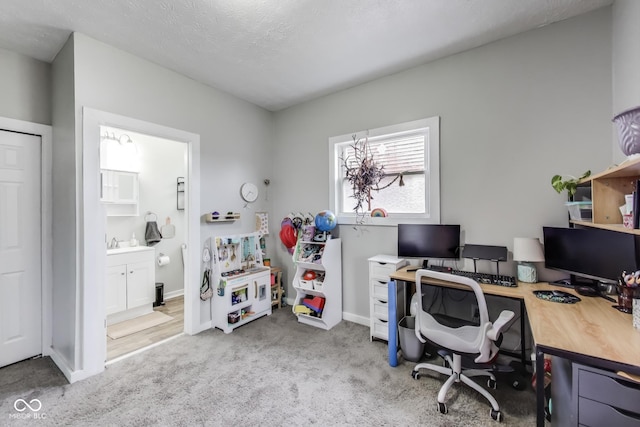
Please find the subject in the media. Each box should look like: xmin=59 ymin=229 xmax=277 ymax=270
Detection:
xmin=336 ymin=214 xmax=439 ymax=227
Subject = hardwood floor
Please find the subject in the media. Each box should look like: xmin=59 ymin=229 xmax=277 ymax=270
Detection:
xmin=106 ymin=295 xmax=184 ymax=361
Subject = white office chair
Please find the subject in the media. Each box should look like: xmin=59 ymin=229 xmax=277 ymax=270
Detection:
xmin=412 ymin=269 xmax=515 ymax=422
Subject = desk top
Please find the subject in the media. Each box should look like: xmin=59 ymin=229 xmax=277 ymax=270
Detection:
xmin=391 ymin=266 xmax=640 ymax=375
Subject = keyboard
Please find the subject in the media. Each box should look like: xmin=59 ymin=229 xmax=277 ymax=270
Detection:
xmin=426 ymin=266 xmax=517 ymax=287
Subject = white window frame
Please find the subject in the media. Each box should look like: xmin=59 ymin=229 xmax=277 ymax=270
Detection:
xmin=329 ymin=117 xmax=440 ymax=226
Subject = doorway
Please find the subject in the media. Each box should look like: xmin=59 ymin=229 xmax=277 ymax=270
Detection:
xmin=101 ymin=125 xmax=188 ymax=361
xmin=82 ymin=108 xmax=201 ymax=378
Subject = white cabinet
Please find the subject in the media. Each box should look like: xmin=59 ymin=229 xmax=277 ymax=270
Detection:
xmin=106 ymin=247 xmax=155 ymax=325
xmin=211 ymin=231 xmax=271 ymax=333
xmin=368 ymin=255 xmax=407 ymax=341
xmin=101 ymin=169 xmax=139 ymax=216
xmin=292 ymin=238 xmax=342 ymax=330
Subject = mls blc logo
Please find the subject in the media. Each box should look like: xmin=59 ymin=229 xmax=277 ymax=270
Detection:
xmin=10 ymin=398 xmax=46 ymax=420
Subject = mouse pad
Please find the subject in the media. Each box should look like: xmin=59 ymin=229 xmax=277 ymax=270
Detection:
xmin=533 ymin=290 xmax=581 ymax=304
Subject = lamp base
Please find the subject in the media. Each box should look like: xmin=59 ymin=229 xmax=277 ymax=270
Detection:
xmin=517 ymin=262 xmax=538 ymax=283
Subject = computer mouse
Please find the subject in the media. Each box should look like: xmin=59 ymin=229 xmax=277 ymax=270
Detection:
xmin=575 ymin=286 xmax=598 ymax=297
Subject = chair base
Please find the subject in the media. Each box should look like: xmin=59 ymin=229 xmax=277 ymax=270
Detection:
xmin=412 ymin=352 xmax=503 ymax=422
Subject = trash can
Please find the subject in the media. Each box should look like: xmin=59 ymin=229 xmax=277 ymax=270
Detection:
xmin=398 ymin=316 xmax=425 ymax=362
xmin=154 ymin=282 xmax=165 ymax=307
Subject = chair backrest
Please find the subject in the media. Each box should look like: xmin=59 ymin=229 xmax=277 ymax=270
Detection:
xmin=413 ymin=269 xmax=498 ymax=363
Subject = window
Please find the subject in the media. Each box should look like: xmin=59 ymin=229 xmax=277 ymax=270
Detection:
xmin=329 ymin=117 xmax=440 ymax=226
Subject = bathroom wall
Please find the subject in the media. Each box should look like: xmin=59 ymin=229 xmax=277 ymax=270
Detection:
xmin=105 ymin=128 xmax=187 ymax=298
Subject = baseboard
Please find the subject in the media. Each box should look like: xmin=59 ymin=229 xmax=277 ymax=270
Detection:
xmin=47 ymin=347 xmax=103 ymax=384
xmin=342 ymin=312 xmax=368 ymax=327
xmin=164 ymin=289 xmax=184 ymax=300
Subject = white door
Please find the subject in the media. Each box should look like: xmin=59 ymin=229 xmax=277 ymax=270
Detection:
xmin=0 ymin=130 xmax=42 ymax=367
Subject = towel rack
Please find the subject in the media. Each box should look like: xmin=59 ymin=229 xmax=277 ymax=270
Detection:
xmin=145 ymin=211 xmax=158 ymax=222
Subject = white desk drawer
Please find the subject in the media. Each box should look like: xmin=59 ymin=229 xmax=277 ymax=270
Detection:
xmin=370 ymin=263 xmax=397 ymax=280
xmin=373 ymin=299 xmax=389 ymax=321
xmin=371 ymin=280 xmax=389 ymax=300
xmin=372 ymin=318 xmax=389 ymax=340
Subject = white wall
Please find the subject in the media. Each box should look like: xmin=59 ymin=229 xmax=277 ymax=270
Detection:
xmin=106 ymin=130 xmax=188 ymax=297
xmin=612 ymin=0 xmax=640 ymax=164
xmin=51 ymin=36 xmax=78 ymax=369
xmin=0 ymin=48 xmax=50 ymax=125
xmin=50 ymin=32 xmax=273 ymax=378
xmin=272 ymin=8 xmax=613 ymax=319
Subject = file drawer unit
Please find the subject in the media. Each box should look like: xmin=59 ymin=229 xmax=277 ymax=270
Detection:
xmin=368 ymin=255 xmax=408 ymax=342
xmin=574 ymin=363 xmax=640 ymax=427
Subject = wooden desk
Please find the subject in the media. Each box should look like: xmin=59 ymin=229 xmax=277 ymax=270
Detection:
xmin=389 ymin=267 xmax=640 ymax=427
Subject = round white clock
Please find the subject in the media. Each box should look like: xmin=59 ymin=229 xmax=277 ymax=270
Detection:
xmin=240 ymin=182 xmax=259 ymax=203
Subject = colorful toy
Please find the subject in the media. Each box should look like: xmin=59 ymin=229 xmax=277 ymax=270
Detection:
xmin=294 ymin=304 xmax=313 ymax=315
xmin=370 ymin=207 xmax=388 ymax=217
xmin=302 ymin=296 xmax=325 ymax=313
xmin=303 ymin=270 xmax=317 ymax=281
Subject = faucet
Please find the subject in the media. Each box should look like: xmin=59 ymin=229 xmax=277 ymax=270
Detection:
xmin=109 ymin=237 xmax=119 ymax=249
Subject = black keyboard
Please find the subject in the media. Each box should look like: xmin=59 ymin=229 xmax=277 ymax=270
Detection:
xmin=426 ymin=266 xmax=517 ymax=287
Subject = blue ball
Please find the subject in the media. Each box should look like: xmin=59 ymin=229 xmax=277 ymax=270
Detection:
xmin=315 ymin=210 xmax=337 ymax=231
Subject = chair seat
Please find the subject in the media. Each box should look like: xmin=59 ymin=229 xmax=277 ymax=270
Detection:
xmin=417 ymin=310 xmax=485 ymax=355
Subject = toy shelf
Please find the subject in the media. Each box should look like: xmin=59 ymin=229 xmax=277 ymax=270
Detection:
xmin=291 ymin=237 xmax=342 ymax=330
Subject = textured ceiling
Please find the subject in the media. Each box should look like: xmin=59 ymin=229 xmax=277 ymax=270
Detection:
xmin=0 ymin=0 xmax=612 ymax=111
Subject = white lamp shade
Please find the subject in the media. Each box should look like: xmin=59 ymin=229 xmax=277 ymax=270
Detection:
xmin=513 ymin=237 xmax=544 ymax=262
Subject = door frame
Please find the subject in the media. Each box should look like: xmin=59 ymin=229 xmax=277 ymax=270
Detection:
xmin=0 ymin=116 xmax=53 ymax=362
xmin=82 ymin=108 xmax=200 ymax=379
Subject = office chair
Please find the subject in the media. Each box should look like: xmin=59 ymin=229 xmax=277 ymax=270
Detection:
xmin=411 ymin=269 xmax=515 ymax=422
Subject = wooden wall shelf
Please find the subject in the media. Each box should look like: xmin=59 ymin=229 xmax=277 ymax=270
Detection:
xmin=204 ymin=212 xmax=240 ymax=223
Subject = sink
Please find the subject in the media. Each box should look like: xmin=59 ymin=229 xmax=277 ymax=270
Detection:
xmin=107 ymin=246 xmax=154 ymax=255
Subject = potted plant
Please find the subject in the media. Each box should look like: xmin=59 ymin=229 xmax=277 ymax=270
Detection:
xmin=551 ymin=170 xmax=591 ymax=197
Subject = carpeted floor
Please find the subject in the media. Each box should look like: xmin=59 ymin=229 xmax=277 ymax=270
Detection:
xmin=0 ymin=309 xmax=537 ymax=426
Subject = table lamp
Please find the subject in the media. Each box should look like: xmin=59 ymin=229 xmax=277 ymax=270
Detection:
xmin=513 ymin=237 xmax=545 ymax=283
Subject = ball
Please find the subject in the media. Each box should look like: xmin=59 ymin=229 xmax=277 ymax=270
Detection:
xmin=315 ymin=210 xmax=337 ymax=232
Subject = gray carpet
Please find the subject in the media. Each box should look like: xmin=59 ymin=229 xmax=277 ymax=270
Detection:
xmin=0 ymin=309 xmax=537 ymax=426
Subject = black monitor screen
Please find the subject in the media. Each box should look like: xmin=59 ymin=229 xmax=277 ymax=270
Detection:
xmin=397 ymin=224 xmax=461 ymax=260
xmin=543 ymin=226 xmax=639 ymax=284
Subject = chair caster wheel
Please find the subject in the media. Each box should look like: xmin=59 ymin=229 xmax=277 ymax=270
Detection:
xmin=512 ymin=379 xmax=526 ymax=390
xmin=411 ymin=370 xmax=420 ymax=380
xmin=487 ymin=378 xmax=497 ymax=389
xmin=438 ymin=402 xmax=448 ymax=414
xmin=490 ymin=409 xmax=503 ymax=422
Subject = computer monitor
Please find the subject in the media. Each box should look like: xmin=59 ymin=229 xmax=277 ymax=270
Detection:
xmin=397 ymin=224 xmax=461 ymax=266
xmin=542 ymin=226 xmax=639 ymax=285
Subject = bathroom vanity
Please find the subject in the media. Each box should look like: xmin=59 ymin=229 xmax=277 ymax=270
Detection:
xmin=106 ymin=246 xmax=155 ymax=325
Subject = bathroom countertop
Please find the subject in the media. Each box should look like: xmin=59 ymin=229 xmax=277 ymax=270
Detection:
xmin=106 ymin=246 xmax=154 ymax=256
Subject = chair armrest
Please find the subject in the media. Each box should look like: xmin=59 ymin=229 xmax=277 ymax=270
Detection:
xmin=487 ymin=310 xmax=515 ymax=341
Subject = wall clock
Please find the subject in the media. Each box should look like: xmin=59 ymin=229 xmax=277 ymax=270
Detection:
xmin=240 ymin=182 xmax=259 ymax=203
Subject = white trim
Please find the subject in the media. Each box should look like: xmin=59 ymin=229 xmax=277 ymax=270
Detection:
xmin=82 ymin=108 xmax=200 ymax=381
xmin=329 ymin=117 xmax=440 ymax=226
xmin=342 ymin=312 xmax=368 ymax=327
xmin=0 ymin=116 xmax=53 ymax=369
xmin=163 ymin=289 xmax=185 ymax=300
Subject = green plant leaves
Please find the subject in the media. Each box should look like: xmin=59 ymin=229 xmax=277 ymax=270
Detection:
xmin=551 ymin=170 xmax=591 ymax=197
